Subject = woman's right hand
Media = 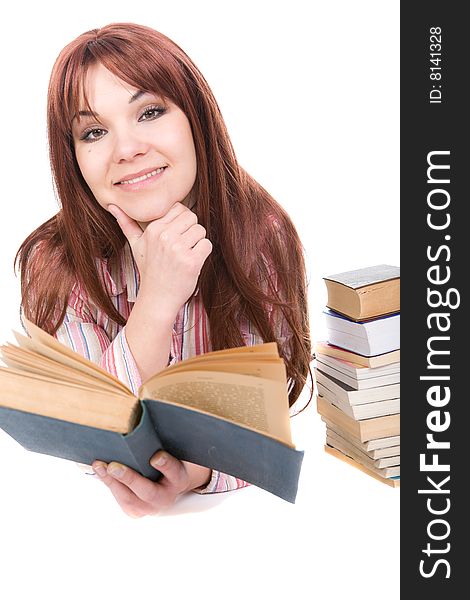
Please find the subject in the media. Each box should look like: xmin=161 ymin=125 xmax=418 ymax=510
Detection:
xmin=108 ymin=202 xmax=212 ymax=319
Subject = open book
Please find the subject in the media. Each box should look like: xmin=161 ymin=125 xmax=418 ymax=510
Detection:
xmin=0 ymin=319 xmax=303 ymax=503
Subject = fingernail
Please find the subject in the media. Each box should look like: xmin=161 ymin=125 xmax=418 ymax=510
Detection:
xmin=151 ymin=452 xmax=167 ymax=467
xmin=108 ymin=204 xmax=118 ymax=217
xmin=108 ymin=463 xmax=125 ymax=478
xmin=92 ymin=462 xmax=107 ymax=477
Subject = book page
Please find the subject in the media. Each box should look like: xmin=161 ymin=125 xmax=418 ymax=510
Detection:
xmin=0 ymin=367 xmax=139 ymax=433
xmin=324 ymin=265 xmax=400 ymax=288
xmin=180 ymin=342 xmax=279 ymax=359
xmin=0 ymin=344 xmax=125 ymax=394
xmin=164 ymin=351 xmax=281 ymax=369
xmin=140 ymin=370 xmax=292 ymax=446
xmin=14 ymin=327 xmax=131 ymax=395
xmin=155 ymin=343 xmax=280 ymax=376
xmin=158 ymin=359 xmax=287 ymax=384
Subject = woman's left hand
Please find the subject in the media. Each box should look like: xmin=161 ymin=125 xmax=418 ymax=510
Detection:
xmin=92 ymin=451 xmax=211 ymax=517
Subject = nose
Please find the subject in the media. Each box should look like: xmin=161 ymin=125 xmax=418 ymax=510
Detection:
xmin=112 ymin=126 xmax=151 ymax=163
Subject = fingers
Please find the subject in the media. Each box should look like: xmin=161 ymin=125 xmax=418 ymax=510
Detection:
xmin=147 ymin=204 xmax=198 ymax=237
xmin=92 ymin=453 xmax=189 ymax=510
xmin=191 ymin=237 xmax=213 ymax=264
xmin=109 ymin=202 xmax=198 ymax=239
xmin=156 ymin=201 xmax=193 ymax=225
xmin=108 ymin=204 xmax=144 ymax=243
xmin=149 ymin=451 xmax=190 ymax=491
xmin=180 ymin=223 xmax=207 ymax=249
xmin=93 ymin=460 xmax=171 ymax=508
xmin=91 ymin=461 xmax=150 ymax=517
xmin=145 ymin=210 xmax=211 ymax=257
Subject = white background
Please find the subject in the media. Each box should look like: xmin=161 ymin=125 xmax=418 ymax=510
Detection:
xmin=0 ymin=1 xmax=399 ymax=599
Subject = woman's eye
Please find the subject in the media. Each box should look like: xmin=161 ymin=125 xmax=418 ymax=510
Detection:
xmin=77 ymin=105 xmax=165 ymax=142
xmin=80 ymin=128 xmax=106 ymax=142
xmin=139 ymin=106 xmax=166 ymax=121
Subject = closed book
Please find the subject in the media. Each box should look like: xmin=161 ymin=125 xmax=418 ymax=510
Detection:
xmin=315 ymin=342 xmax=400 ymax=368
xmin=324 ymin=310 xmax=400 ymax=357
xmin=321 ymin=418 xmax=400 ymax=456
xmin=315 ymin=357 xmax=400 ymax=390
xmin=318 ymin=384 xmax=400 ymax=419
xmin=0 ymin=319 xmax=303 ymax=503
xmin=325 ymin=428 xmax=400 ymax=467
xmin=325 ymin=435 xmax=400 ymax=478
xmin=315 ymin=353 xmax=400 ymax=379
xmin=316 ymin=395 xmax=400 ymax=442
xmin=323 ymin=264 xmax=400 ymax=321
xmin=315 ymin=368 xmax=400 ymax=405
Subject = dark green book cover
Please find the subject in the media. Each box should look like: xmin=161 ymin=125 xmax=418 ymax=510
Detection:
xmin=0 ymin=399 xmax=303 ymax=503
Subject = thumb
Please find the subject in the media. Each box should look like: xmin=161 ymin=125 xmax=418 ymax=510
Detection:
xmin=108 ymin=204 xmax=143 ymax=244
xmin=150 ymin=451 xmax=188 ymax=491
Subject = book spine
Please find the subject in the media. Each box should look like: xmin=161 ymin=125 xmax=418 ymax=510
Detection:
xmin=121 ymin=401 xmax=164 ymax=480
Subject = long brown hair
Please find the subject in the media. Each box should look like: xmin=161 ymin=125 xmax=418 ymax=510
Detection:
xmin=15 ymin=23 xmax=313 ymax=407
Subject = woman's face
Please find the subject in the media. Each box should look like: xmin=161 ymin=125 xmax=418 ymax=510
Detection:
xmin=72 ymin=63 xmax=197 ymax=225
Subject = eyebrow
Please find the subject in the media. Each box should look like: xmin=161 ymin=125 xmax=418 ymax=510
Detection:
xmin=75 ymin=90 xmax=148 ymax=119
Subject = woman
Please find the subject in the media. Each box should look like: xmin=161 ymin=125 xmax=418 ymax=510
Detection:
xmin=16 ymin=23 xmax=312 ymax=517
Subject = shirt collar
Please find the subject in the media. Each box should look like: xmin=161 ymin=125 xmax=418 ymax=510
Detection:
xmin=121 ymin=242 xmax=140 ymax=302
xmin=99 ymin=242 xmax=139 ymax=302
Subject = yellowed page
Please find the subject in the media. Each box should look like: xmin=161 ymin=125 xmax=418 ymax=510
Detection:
xmin=163 ymin=351 xmax=281 ymax=372
xmin=186 ymin=342 xmax=279 ymax=358
xmin=140 ymin=369 xmax=292 ymax=445
xmin=0 ymin=367 xmax=138 ymax=433
xmin=0 ymin=366 xmax=132 ymax=399
xmin=160 ymin=359 xmax=287 ymax=384
xmin=146 ymin=344 xmax=282 ymax=386
xmin=162 ymin=342 xmax=279 ymax=372
xmin=14 ymin=329 xmax=131 ymax=395
xmin=0 ymin=344 xmax=123 ymax=393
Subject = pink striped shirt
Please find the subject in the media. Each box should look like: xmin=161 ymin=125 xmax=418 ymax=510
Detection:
xmin=53 ymin=243 xmax=290 ymax=494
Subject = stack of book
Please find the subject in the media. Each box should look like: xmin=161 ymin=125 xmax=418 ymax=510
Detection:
xmin=315 ymin=265 xmax=400 ymax=487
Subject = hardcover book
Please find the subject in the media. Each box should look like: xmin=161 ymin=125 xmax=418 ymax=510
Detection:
xmin=315 ymin=342 xmax=400 ymax=369
xmin=323 ymin=264 xmax=400 ymax=321
xmin=323 ymin=309 xmax=400 ymax=357
xmin=0 ymin=319 xmax=303 ymax=503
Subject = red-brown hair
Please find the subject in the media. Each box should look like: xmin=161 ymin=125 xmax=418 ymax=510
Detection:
xmin=15 ymin=23 xmax=312 ymax=407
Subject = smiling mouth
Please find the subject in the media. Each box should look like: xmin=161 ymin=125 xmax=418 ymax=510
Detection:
xmin=116 ymin=166 xmax=167 ymax=185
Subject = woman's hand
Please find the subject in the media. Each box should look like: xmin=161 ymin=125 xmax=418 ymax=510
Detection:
xmin=108 ymin=202 xmax=212 ymax=320
xmin=92 ymin=451 xmax=211 ymax=518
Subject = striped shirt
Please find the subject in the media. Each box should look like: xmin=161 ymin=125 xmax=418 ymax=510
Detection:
xmin=53 ymin=242 xmax=290 ymax=494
